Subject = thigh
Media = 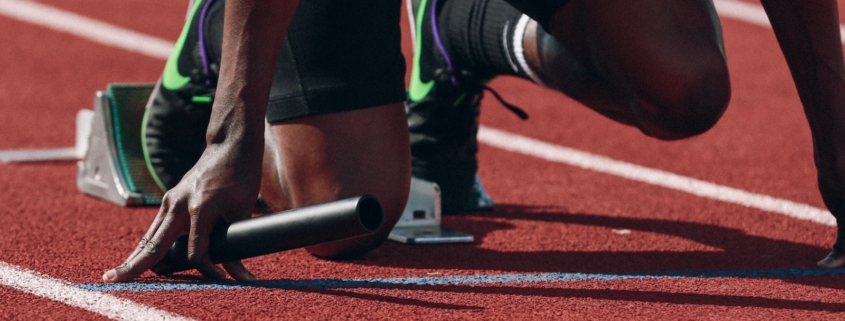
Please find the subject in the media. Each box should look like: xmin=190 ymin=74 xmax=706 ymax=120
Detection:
xmin=530 ymin=0 xmax=731 ymax=139
xmin=552 ymin=0 xmax=728 ymax=107
xmin=266 ymin=0 xmax=407 ymax=122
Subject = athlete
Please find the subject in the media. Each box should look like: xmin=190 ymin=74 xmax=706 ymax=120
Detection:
xmin=102 ymin=0 xmax=411 ymax=282
xmin=407 ymin=0 xmax=845 ymax=267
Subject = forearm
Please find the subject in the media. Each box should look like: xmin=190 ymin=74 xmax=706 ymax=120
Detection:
xmin=762 ymin=0 xmax=845 ymax=253
xmin=760 ymin=0 xmax=845 ymax=167
xmin=208 ymin=0 xmax=298 ymax=151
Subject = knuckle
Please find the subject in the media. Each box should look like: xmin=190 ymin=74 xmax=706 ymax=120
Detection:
xmin=136 ymin=238 xmax=149 ymax=250
xmin=188 ymin=203 xmax=205 ymax=219
xmin=117 ymin=262 xmax=132 ymax=273
xmin=186 ymin=251 xmax=205 ymax=265
xmin=161 ymin=192 xmax=175 ymax=206
xmin=142 ymin=239 xmax=161 ymax=254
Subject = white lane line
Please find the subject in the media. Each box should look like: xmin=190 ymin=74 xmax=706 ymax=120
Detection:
xmin=713 ymin=0 xmax=845 ymax=44
xmin=0 ymin=262 xmax=194 ymax=321
xmin=478 ymin=126 xmax=836 ymax=226
xmin=0 ymin=0 xmax=172 ymax=59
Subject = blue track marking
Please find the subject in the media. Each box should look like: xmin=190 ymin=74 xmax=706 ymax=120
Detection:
xmin=76 ymin=268 xmax=845 ymax=292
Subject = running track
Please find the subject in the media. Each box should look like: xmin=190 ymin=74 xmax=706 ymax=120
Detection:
xmin=2 ymin=0 xmax=845 ymax=319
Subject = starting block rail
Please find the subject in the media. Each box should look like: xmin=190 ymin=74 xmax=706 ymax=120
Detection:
xmin=0 ymin=108 xmax=92 ymax=163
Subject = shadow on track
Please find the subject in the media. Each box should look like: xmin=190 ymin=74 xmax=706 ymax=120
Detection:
xmin=354 ymin=204 xmax=829 ymax=273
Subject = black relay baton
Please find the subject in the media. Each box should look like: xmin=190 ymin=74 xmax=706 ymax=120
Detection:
xmin=151 ymin=195 xmax=384 ymax=275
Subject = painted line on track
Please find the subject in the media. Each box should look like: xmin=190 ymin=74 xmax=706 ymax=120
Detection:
xmin=0 ymin=262 xmax=194 ymax=320
xmin=713 ymin=0 xmax=845 ymax=44
xmin=0 ymin=0 xmax=172 ymax=59
xmin=478 ymin=127 xmax=836 ymax=226
xmin=76 ymin=267 xmax=845 ymax=292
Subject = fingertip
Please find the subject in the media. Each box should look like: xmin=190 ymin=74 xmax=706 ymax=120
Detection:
xmin=196 ymin=262 xmax=227 ymax=281
xmin=222 ymin=261 xmax=256 ymax=282
xmin=102 ymin=269 xmax=116 ymax=283
xmin=817 ymin=250 xmax=845 ymax=268
xmin=210 ymin=266 xmax=228 ymax=281
xmin=236 ymin=269 xmax=256 ymax=282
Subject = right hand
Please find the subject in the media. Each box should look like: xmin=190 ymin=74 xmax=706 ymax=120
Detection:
xmin=102 ymin=142 xmax=263 ymax=282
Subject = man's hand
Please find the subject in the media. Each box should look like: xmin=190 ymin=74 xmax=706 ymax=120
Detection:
xmin=102 ymin=142 xmax=263 ymax=283
xmin=102 ymin=0 xmax=298 ymax=283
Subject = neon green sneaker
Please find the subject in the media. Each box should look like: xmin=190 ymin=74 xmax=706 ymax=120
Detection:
xmin=143 ymin=0 xmax=221 ymax=191
xmin=406 ymin=0 xmax=514 ymax=214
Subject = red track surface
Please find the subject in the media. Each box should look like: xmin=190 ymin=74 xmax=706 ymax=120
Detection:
xmin=2 ymin=0 xmax=845 ymax=319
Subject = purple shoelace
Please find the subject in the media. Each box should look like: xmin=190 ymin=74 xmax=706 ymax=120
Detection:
xmin=430 ymin=0 xmax=459 ymax=86
xmin=428 ymin=0 xmax=528 ymax=120
xmin=198 ymin=0 xmax=215 ymax=86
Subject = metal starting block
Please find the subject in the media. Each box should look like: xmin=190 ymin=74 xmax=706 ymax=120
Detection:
xmin=389 ymin=178 xmax=475 ymax=244
xmin=75 ymin=83 xmax=474 ymax=243
xmin=77 ymin=84 xmax=163 ymax=206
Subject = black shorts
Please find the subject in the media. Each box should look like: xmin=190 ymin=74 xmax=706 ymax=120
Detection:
xmin=266 ymin=0 xmax=406 ymax=122
xmin=204 ymin=0 xmax=407 ymax=122
xmin=504 ymin=0 xmax=572 ymax=30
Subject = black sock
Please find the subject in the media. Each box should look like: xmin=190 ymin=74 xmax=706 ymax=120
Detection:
xmin=438 ymin=0 xmax=532 ymax=80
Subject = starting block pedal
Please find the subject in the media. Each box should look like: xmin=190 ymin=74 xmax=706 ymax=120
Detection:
xmin=76 ymin=83 xmax=473 ymax=243
xmin=77 ymin=84 xmax=164 ymax=206
xmin=388 ymin=178 xmax=474 ymax=244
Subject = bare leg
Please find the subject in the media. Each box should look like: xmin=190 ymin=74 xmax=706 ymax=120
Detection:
xmin=260 ymin=102 xmax=411 ymax=259
xmin=522 ymin=0 xmax=731 ymax=140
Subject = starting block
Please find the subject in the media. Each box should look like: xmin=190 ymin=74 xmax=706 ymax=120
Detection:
xmin=388 ymin=178 xmax=474 ymax=244
xmin=77 ymin=84 xmax=163 ymax=206
xmin=75 ymin=83 xmax=474 ymax=243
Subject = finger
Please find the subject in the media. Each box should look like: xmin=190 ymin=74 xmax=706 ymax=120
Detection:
xmin=103 ymin=210 xmax=187 ymax=283
xmin=218 ymin=214 xmax=255 ymax=281
xmin=222 ymin=260 xmax=256 ymax=282
xmin=818 ymin=250 xmax=845 ymax=268
xmin=122 ymin=200 xmax=173 ymax=264
xmin=186 ymin=211 xmax=227 ymax=280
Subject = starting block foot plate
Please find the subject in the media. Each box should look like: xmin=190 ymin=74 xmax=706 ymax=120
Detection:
xmin=388 ymin=178 xmax=474 ymax=244
xmin=77 ymin=84 xmax=164 ymax=206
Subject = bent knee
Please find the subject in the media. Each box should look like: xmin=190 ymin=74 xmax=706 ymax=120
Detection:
xmin=638 ymin=64 xmax=731 ymax=140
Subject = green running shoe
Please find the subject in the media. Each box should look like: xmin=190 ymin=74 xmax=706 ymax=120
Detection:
xmin=406 ymin=0 xmax=497 ymax=214
xmin=143 ymin=0 xmax=222 ymax=191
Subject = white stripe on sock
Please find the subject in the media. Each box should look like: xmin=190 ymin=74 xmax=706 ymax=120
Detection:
xmin=502 ymin=20 xmax=520 ymax=73
xmin=512 ymin=14 xmax=546 ymax=87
